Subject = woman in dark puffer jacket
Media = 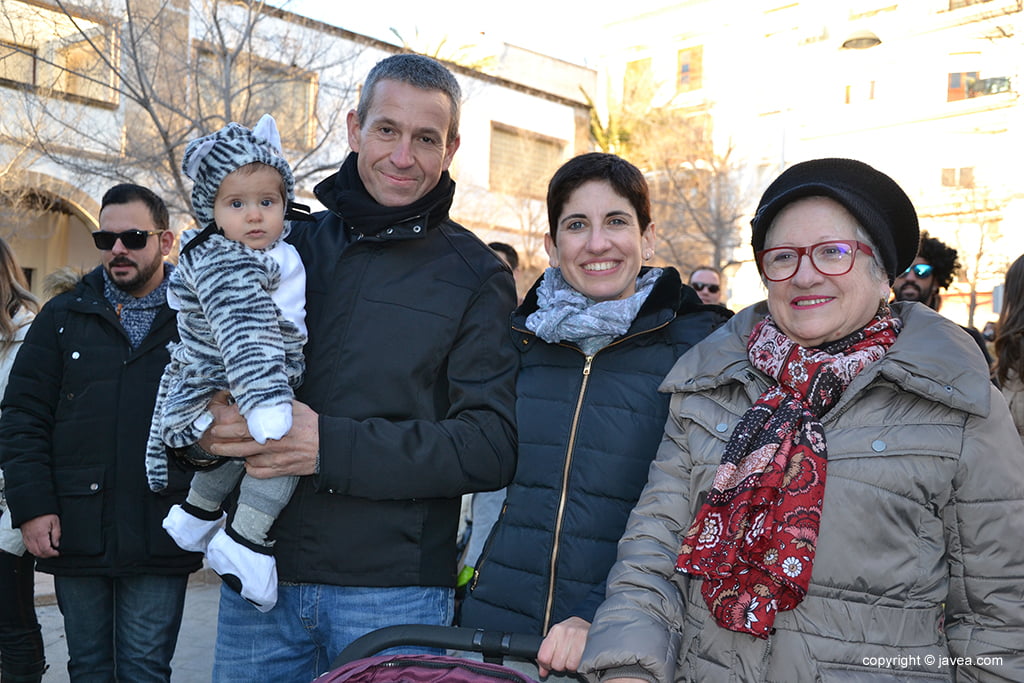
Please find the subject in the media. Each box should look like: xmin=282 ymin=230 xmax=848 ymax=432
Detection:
xmin=459 ymin=153 xmax=730 ymax=680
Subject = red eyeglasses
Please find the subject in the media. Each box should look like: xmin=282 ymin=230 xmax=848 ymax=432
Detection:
xmin=756 ymin=240 xmax=875 ymax=282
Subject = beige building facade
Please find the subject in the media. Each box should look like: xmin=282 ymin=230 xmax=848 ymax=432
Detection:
xmin=599 ymin=0 xmax=1023 ymax=327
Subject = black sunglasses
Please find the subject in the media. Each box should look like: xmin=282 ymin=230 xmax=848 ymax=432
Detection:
xmin=691 ymin=282 xmax=720 ymax=294
xmin=92 ymin=229 xmax=162 ymax=250
xmin=901 ymin=263 xmax=933 ymax=278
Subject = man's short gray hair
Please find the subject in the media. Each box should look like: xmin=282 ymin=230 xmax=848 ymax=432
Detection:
xmin=356 ymin=54 xmax=462 ymax=144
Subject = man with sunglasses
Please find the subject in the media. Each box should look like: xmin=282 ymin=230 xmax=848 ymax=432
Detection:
xmin=689 ymin=266 xmax=725 ymax=306
xmin=0 ymin=184 xmax=200 ymax=681
xmin=892 ymin=231 xmax=992 ymax=367
xmin=891 ymin=231 xmax=958 ymax=310
xmin=92 ymin=225 xmax=171 ymax=295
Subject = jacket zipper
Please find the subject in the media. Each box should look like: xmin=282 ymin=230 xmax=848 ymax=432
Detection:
xmin=543 ymin=353 xmax=593 ymax=634
xmin=517 ymin=319 xmax=674 ymax=634
xmin=469 ymin=499 xmax=507 ymax=591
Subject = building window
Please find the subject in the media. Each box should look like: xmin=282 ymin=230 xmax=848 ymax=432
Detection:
xmin=195 ymin=48 xmax=318 ymax=150
xmin=58 ymin=35 xmax=114 ymax=103
xmin=0 ymin=4 xmax=117 ymax=106
xmin=677 ymin=46 xmax=703 ymax=94
xmin=969 ymin=76 xmax=1011 ymax=97
xmin=489 ymin=123 xmax=565 ymax=199
xmin=941 ymin=167 xmax=975 ymax=188
xmin=624 ymin=57 xmax=653 ymax=108
xmin=948 ymin=72 xmax=1011 ymax=101
xmin=948 ymin=72 xmax=977 ymax=101
xmin=844 ymin=80 xmax=876 ymax=104
xmin=0 ymin=40 xmax=36 ymax=85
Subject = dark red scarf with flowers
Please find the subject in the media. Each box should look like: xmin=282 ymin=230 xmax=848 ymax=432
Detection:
xmin=676 ymin=309 xmax=901 ymax=638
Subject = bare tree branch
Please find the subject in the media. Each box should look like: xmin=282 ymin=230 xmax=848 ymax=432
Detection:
xmin=3 ymin=0 xmax=365 ymax=230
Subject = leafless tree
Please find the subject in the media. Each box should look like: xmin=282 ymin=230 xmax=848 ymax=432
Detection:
xmin=644 ymin=141 xmax=754 ymax=278
xmin=591 ymin=100 xmax=759 ymax=279
xmin=454 ymin=119 xmax=566 ymax=292
xmin=0 ymin=0 xmax=364 ymax=228
xmin=456 ymin=180 xmax=549 ymax=296
xmin=0 ymin=141 xmax=47 ymax=241
xmin=948 ymin=186 xmax=1006 ymax=328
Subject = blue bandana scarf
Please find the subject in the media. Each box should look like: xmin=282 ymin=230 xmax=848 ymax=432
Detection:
xmin=103 ymin=264 xmax=173 ymax=348
xmin=526 ymin=267 xmax=661 ymax=355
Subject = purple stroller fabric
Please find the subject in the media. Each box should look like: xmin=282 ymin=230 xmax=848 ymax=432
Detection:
xmin=318 ymin=625 xmax=546 ymax=683
xmin=318 ymin=653 xmax=536 ymax=682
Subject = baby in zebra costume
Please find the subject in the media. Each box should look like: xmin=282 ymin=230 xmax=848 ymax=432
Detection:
xmin=145 ymin=114 xmax=307 ymax=612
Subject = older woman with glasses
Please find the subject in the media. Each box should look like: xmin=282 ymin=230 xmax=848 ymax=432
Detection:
xmin=580 ymin=158 xmax=1024 ymax=682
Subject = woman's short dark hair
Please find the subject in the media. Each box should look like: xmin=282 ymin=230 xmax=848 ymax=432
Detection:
xmin=546 ymin=153 xmax=651 ymax=243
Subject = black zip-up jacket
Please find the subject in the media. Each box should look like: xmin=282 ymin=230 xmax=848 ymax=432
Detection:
xmin=0 ymin=267 xmax=200 ymax=576
xmin=460 ymin=267 xmax=731 ymax=634
xmin=272 ymin=169 xmax=518 ymax=587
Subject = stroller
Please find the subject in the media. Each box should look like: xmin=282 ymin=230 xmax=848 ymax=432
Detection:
xmin=317 ymin=624 xmax=569 ymax=682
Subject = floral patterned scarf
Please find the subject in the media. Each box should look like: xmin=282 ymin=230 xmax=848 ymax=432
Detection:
xmin=676 ymin=308 xmax=901 ymax=638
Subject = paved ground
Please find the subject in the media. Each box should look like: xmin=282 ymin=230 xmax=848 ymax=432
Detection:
xmin=35 ymin=567 xmax=220 ymax=682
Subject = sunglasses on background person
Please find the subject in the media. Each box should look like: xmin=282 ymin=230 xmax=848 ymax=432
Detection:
xmin=900 ymin=263 xmax=933 ymax=278
xmin=691 ymin=282 xmax=720 ymax=294
xmin=92 ymin=229 xmax=162 ymax=250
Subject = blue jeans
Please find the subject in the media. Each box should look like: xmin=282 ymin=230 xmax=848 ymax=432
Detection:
xmin=213 ymin=582 xmax=455 ymax=682
xmin=53 ymin=574 xmax=188 ymax=682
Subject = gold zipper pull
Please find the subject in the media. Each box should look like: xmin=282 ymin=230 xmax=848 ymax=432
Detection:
xmin=470 ymin=566 xmax=481 ymax=591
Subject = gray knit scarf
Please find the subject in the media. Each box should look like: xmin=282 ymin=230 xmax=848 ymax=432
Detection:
xmin=103 ymin=264 xmax=173 ymax=348
xmin=526 ymin=267 xmax=661 ymax=355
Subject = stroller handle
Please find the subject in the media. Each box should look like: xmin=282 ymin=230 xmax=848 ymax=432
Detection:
xmin=334 ymin=624 xmax=544 ymax=667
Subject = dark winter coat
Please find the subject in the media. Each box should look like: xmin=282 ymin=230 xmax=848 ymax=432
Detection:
xmin=269 ymin=166 xmax=519 ymax=588
xmin=0 ymin=267 xmax=200 ymax=576
xmin=459 ymin=267 xmax=730 ymax=635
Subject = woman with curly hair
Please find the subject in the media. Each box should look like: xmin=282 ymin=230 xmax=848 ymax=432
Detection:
xmin=891 ymin=231 xmax=959 ymax=309
xmin=994 ymin=253 xmax=1024 ymax=439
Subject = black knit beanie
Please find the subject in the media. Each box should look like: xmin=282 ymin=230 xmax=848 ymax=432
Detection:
xmin=750 ymin=158 xmax=920 ymax=282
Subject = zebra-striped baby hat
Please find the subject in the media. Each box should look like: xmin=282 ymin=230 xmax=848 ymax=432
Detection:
xmin=181 ymin=113 xmax=295 ymax=228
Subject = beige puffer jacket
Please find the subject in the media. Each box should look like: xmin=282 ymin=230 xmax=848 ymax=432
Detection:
xmin=581 ymin=301 xmax=1024 ymax=682
xmin=999 ymin=370 xmax=1024 ymax=443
